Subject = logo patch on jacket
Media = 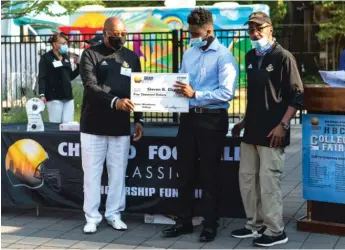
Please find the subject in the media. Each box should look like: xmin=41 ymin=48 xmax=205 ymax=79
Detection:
xmin=101 ymin=61 xmax=108 ymax=66
xmin=266 ymin=64 xmax=274 ymax=72
xmin=122 ymin=61 xmax=129 ymax=68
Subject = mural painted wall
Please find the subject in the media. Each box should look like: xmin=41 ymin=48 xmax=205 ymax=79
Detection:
xmin=57 ymin=5 xmax=269 ymax=86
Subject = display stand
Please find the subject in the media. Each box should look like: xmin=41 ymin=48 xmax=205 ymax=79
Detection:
xmin=297 ymin=85 xmax=345 ymax=236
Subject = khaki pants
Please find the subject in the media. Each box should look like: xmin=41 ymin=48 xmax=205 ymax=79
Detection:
xmin=239 ymin=142 xmax=285 ymax=236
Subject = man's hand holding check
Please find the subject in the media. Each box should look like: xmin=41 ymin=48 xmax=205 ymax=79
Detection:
xmin=116 ymin=98 xmax=135 ymax=112
xmin=174 ymin=81 xmax=195 ymax=98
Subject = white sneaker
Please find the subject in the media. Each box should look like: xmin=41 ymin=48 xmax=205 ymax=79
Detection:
xmin=83 ymin=222 xmax=98 ymax=234
xmin=107 ymin=219 xmax=127 ymax=231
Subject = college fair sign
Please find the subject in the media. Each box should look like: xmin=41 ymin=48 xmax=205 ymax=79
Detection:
xmin=302 ymin=114 xmax=345 ymax=204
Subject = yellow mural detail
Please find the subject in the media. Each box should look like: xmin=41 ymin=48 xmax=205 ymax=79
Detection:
xmin=72 ymin=13 xmax=107 ymax=28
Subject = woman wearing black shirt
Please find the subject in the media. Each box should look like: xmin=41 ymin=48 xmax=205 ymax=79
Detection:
xmin=38 ymin=32 xmax=79 ymax=123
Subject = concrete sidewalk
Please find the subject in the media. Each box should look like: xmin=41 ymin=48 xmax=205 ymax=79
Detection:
xmin=2 ymin=126 xmax=345 ymax=249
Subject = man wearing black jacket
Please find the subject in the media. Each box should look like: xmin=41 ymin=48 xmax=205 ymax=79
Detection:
xmin=230 ymin=12 xmax=303 ymax=247
xmin=79 ymin=17 xmax=144 ymax=234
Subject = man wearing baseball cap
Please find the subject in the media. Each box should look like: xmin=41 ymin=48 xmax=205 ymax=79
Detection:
xmin=85 ymin=33 xmax=104 ymax=47
xmin=230 ymin=12 xmax=304 ymax=247
xmin=244 ymin=11 xmax=272 ymax=26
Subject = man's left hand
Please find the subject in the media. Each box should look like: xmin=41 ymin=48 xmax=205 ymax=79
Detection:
xmin=267 ymin=124 xmax=286 ymax=148
xmin=174 ymin=81 xmax=195 ymax=98
xmin=74 ymin=55 xmax=80 ymax=65
xmin=133 ymin=123 xmax=144 ymax=142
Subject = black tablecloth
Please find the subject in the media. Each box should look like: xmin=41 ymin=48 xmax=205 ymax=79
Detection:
xmin=1 ymin=122 xmax=245 ymax=218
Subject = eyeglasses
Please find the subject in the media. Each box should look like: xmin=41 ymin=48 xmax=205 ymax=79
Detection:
xmin=247 ymin=25 xmax=270 ymax=35
xmin=105 ymin=30 xmax=127 ymax=37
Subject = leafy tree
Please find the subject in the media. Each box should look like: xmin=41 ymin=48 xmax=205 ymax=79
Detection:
xmin=314 ymin=1 xmax=345 ymax=62
xmin=1 ymin=1 xmax=50 ymax=19
xmin=315 ymin=1 xmax=345 ymax=39
xmin=265 ymin=0 xmax=287 ymax=24
xmin=58 ymin=0 xmax=104 ymax=13
xmin=1 ymin=0 xmax=102 ymax=20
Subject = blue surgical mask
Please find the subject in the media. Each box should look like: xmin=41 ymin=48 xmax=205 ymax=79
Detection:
xmin=190 ymin=37 xmax=207 ymax=48
xmin=251 ymin=36 xmax=272 ymax=56
xmin=58 ymin=44 xmax=68 ymax=54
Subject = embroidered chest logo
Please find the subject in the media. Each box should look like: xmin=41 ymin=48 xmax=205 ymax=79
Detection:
xmin=248 ymin=64 xmax=253 ymax=69
xmin=101 ymin=61 xmax=108 ymax=66
xmin=266 ymin=64 xmax=274 ymax=72
xmin=122 ymin=61 xmax=129 ymax=68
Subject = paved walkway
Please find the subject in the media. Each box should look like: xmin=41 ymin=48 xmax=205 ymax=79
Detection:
xmin=2 ymin=126 xmax=345 ymax=249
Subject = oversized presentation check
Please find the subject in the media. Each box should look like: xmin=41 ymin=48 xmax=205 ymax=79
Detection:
xmin=131 ymin=73 xmax=190 ymax=113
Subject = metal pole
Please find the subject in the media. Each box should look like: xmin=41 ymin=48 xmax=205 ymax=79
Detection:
xmin=172 ymin=29 xmax=179 ymax=123
xmin=307 ymin=200 xmax=311 ymax=221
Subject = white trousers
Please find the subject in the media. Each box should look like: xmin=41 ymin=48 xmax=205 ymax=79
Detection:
xmin=46 ymin=100 xmax=74 ymax=123
xmin=80 ymin=132 xmax=130 ymax=224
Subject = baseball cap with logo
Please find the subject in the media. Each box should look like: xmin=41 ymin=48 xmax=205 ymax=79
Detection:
xmin=85 ymin=33 xmax=104 ymax=44
xmin=244 ymin=11 xmax=272 ymax=26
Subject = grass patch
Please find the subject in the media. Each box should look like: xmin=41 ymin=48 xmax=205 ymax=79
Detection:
xmin=2 ymin=81 xmax=84 ymax=124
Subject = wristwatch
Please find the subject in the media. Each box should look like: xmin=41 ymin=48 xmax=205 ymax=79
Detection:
xmin=280 ymin=121 xmax=290 ymax=130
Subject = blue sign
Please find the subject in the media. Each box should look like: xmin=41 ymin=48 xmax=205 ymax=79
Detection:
xmin=303 ymin=114 xmax=345 ymax=204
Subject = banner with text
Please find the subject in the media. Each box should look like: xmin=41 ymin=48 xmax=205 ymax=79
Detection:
xmin=1 ymin=131 xmax=245 ymax=218
xmin=302 ymin=114 xmax=345 ymax=204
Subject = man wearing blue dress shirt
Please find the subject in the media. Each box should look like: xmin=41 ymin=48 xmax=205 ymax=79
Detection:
xmin=162 ymin=7 xmax=238 ymax=242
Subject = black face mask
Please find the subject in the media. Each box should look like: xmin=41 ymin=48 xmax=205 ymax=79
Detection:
xmin=108 ymin=36 xmax=126 ymax=50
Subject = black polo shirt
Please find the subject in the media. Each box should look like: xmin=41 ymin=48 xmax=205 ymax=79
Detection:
xmin=243 ymin=42 xmax=304 ymax=147
xmin=79 ymin=43 xmax=143 ymax=136
xmin=38 ymin=50 xmax=79 ymax=101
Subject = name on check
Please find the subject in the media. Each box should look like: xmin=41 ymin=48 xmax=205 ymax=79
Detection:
xmin=131 ymin=73 xmax=190 ymax=113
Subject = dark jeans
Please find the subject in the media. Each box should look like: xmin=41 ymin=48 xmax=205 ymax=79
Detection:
xmin=176 ymin=110 xmax=228 ymax=228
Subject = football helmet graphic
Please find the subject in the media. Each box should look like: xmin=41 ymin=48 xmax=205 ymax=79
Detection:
xmin=5 ymin=139 xmax=61 ymax=192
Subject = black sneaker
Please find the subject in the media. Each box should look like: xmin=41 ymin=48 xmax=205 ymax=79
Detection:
xmin=231 ymin=226 xmax=266 ymax=239
xmin=253 ymin=231 xmax=288 ymax=247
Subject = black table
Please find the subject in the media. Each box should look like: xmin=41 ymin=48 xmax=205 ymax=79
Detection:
xmin=1 ymin=123 xmax=245 ymax=218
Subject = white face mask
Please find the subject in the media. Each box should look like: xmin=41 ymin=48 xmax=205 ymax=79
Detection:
xmin=250 ymin=36 xmax=269 ymax=50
